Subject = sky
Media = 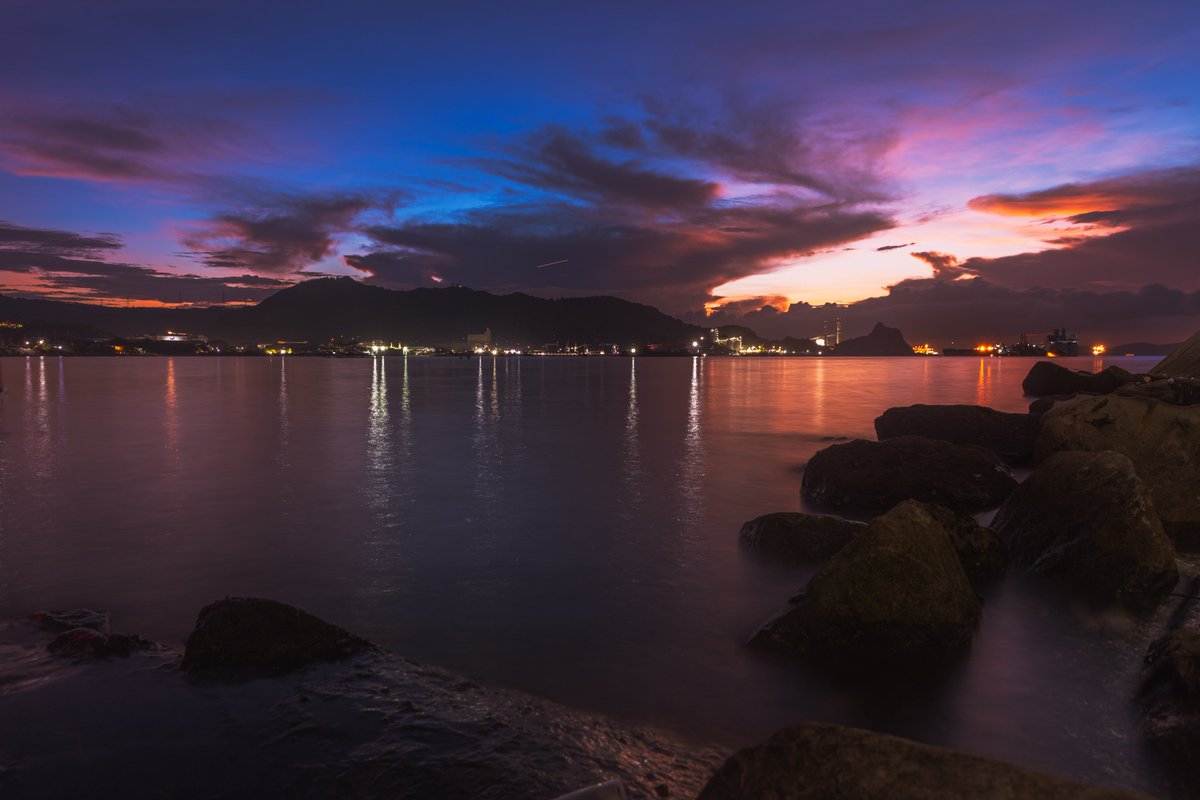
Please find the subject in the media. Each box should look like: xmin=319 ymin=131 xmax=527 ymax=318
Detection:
xmin=2 ymin=0 xmax=1199 ymax=344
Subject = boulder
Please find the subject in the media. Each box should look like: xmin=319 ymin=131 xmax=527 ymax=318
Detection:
xmin=1138 ymin=626 xmax=1200 ymax=778
xmin=696 ymin=723 xmax=1152 ymax=800
xmin=1116 ymin=377 xmax=1200 ymax=405
xmin=924 ymin=504 xmax=1007 ymax=585
xmin=750 ymin=501 xmax=981 ymax=669
xmin=801 ymin=436 xmax=1016 ymax=514
xmin=1021 ymin=360 xmax=1138 ymax=397
xmin=991 ymin=451 xmax=1178 ymax=610
xmin=47 ymin=628 xmax=153 ymax=658
xmin=874 ymin=404 xmax=1040 ymax=463
xmin=1150 ymin=330 xmax=1200 ymax=380
xmin=1028 ymin=392 xmax=1098 ymax=418
xmin=739 ymin=512 xmax=864 ymax=563
xmin=182 ymin=597 xmax=375 ymax=679
xmin=1036 ymin=394 xmax=1200 ymax=550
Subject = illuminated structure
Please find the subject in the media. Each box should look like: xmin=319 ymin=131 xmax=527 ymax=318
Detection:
xmin=467 ymin=328 xmax=492 ymax=350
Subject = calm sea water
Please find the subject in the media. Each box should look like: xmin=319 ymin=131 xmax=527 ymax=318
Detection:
xmin=0 ymin=354 xmax=1177 ymax=793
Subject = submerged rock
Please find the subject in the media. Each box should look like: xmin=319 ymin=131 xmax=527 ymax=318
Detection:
xmin=1035 ymin=393 xmax=1200 ymax=550
xmin=30 ymin=609 xmax=111 ymax=635
xmin=801 ymin=435 xmax=1016 ymax=514
xmin=47 ymin=628 xmax=153 ymax=658
xmin=992 ymin=451 xmax=1178 ymax=610
xmin=696 ymin=723 xmax=1152 ymax=800
xmin=874 ymin=403 xmax=1040 ymax=463
xmin=923 ymin=504 xmax=1007 ymax=586
xmin=182 ymin=597 xmax=375 ymax=679
xmin=1022 ymin=361 xmax=1138 ymax=397
xmin=751 ymin=501 xmax=981 ymax=669
xmin=738 ymin=512 xmax=864 ymax=563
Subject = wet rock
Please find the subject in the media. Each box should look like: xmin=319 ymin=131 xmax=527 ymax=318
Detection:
xmin=30 ymin=609 xmax=110 ymax=634
xmin=801 ymin=435 xmax=1016 ymax=514
xmin=874 ymin=403 xmax=1040 ymax=463
xmin=1036 ymin=394 xmax=1200 ymax=551
xmin=47 ymin=628 xmax=153 ymax=658
xmin=992 ymin=451 xmax=1178 ymax=610
xmin=696 ymin=723 xmax=1152 ymax=800
xmin=1138 ymin=628 xmax=1200 ymax=773
xmin=924 ymin=503 xmax=1007 ymax=586
xmin=739 ymin=512 xmax=864 ymax=564
xmin=182 ymin=597 xmax=375 ymax=679
xmin=1021 ymin=360 xmax=1138 ymax=397
xmin=750 ymin=501 xmax=981 ymax=669
xmin=1116 ymin=376 xmax=1200 ymax=406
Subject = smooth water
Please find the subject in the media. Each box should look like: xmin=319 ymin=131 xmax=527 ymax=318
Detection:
xmin=0 ymin=354 xmax=1176 ymax=794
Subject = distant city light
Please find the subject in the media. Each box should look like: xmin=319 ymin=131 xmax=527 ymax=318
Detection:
xmin=1092 ymin=344 xmax=1106 ymax=356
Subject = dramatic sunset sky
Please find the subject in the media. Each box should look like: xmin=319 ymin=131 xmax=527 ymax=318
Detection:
xmin=2 ymin=0 xmax=1199 ymax=343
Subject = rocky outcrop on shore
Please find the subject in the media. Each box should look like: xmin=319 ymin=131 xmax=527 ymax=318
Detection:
xmin=801 ymin=435 xmax=1016 ymax=513
xmin=182 ymin=596 xmax=376 ymax=680
xmin=874 ymin=403 xmax=1040 ymax=463
xmin=924 ymin=503 xmax=1007 ymax=586
xmin=1151 ymin=330 xmax=1200 ymax=379
xmin=750 ymin=501 xmax=981 ymax=669
xmin=738 ymin=512 xmax=864 ymax=563
xmin=696 ymin=723 xmax=1154 ymax=800
xmin=834 ymin=322 xmax=913 ymax=356
xmin=1035 ymin=393 xmax=1200 ymax=551
xmin=1022 ymin=361 xmax=1139 ymax=397
xmin=992 ymin=451 xmax=1178 ymax=611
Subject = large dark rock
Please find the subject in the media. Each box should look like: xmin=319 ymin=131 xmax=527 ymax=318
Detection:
xmin=1116 ymin=376 xmax=1200 ymax=405
xmin=182 ymin=597 xmax=375 ymax=679
xmin=750 ymin=501 xmax=981 ymax=669
xmin=1151 ymin=330 xmax=1200 ymax=380
xmin=739 ymin=512 xmax=864 ymax=563
xmin=1138 ymin=627 xmax=1200 ymax=770
xmin=1028 ymin=392 xmax=1099 ymax=418
xmin=1021 ymin=360 xmax=1137 ymax=397
xmin=924 ymin=504 xmax=1007 ymax=585
xmin=801 ymin=435 xmax=1016 ymax=514
xmin=696 ymin=723 xmax=1152 ymax=800
xmin=874 ymin=404 xmax=1040 ymax=463
xmin=992 ymin=451 xmax=1178 ymax=610
xmin=1036 ymin=394 xmax=1200 ymax=551
xmin=834 ymin=322 xmax=913 ymax=356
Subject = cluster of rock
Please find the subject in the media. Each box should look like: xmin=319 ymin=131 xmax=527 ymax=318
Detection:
xmin=734 ymin=344 xmax=1200 ymax=796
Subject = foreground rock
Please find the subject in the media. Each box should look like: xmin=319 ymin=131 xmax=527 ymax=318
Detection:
xmin=992 ymin=451 xmax=1178 ymax=610
xmin=739 ymin=512 xmax=864 ymax=563
xmin=1117 ymin=376 xmax=1200 ymax=405
xmin=696 ymin=723 xmax=1152 ymax=800
xmin=924 ymin=504 xmax=1007 ymax=585
xmin=1022 ymin=360 xmax=1139 ymax=397
xmin=1036 ymin=393 xmax=1200 ymax=550
xmin=47 ymin=628 xmax=154 ymax=658
xmin=1151 ymin=329 xmax=1200 ymax=379
xmin=751 ymin=501 xmax=981 ymax=669
xmin=1138 ymin=627 xmax=1200 ymax=771
xmin=30 ymin=608 xmax=111 ymax=634
xmin=801 ymin=435 xmax=1016 ymax=514
xmin=874 ymin=403 xmax=1040 ymax=463
xmin=182 ymin=597 xmax=376 ymax=679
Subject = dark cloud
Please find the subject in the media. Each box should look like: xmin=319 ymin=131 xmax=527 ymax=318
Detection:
xmin=181 ymin=194 xmax=380 ymax=274
xmin=876 ymin=242 xmax=914 ymax=251
xmin=911 ymin=250 xmax=969 ymax=279
xmin=485 ymin=128 xmax=718 ymax=208
xmin=0 ymin=220 xmax=289 ymax=304
xmin=0 ymin=104 xmax=248 ymax=183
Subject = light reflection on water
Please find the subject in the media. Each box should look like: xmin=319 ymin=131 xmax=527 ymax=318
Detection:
xmin=0 ymin=354 xmax=1174 ymax=795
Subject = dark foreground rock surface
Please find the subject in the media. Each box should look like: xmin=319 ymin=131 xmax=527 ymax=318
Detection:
xmin=751 ymin=501 xmax=981 ymax=669
xmin=1139 ymin=627 xmax=1200 ymax=770
xmin=696 ymin=723 xmax=1153 ymax=800
xmin=801 ymin=435 xmax=1016 ymax=514
xmin=738 ymin=512 xmax=864 ymax=563
xmin=1022 ymin=360 xmax=1138 ymax=397
xmin=1036 ymin=393 xmax=1200 ymax=551
xmin=992 ymin=451 xmax=1178 ymax=610
xmin=874 ymin=403 xmax=1040 ymax=463
xmin=182 ymin=597 xmax=376 ymax=679
xmin=1 ymin=605 xmax=726 ymax=800
xmin=1151 ymin=330 xmax=1200 ymax=380
xmin=924 ymin=503 xmax=1007 ymax=585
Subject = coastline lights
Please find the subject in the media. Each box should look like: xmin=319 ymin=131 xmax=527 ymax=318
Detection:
xmin=1092 ymin=344 xmax=1107 ymax=356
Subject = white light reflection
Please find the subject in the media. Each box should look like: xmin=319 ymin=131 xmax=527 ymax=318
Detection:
xmin=677 ymin=356 xmax=706 ymax=534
